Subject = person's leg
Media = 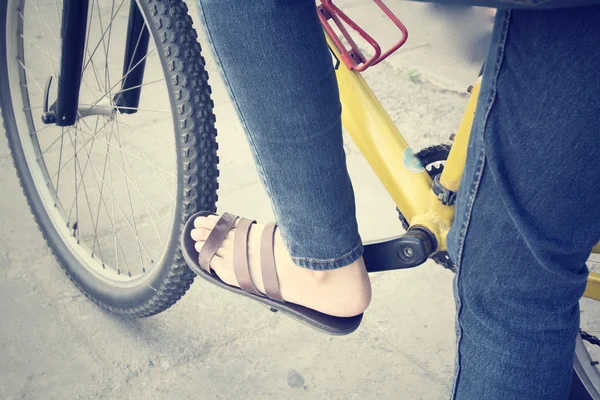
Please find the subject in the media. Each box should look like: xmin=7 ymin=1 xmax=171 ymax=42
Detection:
xmin=192 ymin=0 xmax=370 ymax=316
xmin=447 ymin=6 xmax=600 ymax=399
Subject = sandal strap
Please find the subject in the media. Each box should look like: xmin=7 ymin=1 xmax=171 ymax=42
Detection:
xmin=198 ymin=212 xmax=238 ymax=273
xmin=260 ymin=223 xmax=283 ymax=302
xmin=233 ymin=218 xmax=261 ymax=296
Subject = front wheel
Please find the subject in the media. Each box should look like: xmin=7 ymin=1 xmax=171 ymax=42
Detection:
xmin=0 ymin=0 xmax=218 ymax=316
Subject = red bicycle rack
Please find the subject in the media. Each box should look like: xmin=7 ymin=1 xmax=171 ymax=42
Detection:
xmin=317 ymin=0 xmax=408 ymax=72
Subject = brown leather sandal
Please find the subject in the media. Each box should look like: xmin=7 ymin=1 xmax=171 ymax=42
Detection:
xmin=181 ymin=211 xmax=363 ymax=335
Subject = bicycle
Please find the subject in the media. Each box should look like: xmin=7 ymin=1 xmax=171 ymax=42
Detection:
xmin=0 ymin=0 xmax=598 ymax=397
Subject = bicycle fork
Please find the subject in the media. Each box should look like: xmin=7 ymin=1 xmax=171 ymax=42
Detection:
xmin=41 ymin=0 xmax=149 ymax=126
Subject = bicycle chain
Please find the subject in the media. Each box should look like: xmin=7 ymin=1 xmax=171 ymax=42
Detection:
xmin=397 ymin=143 xmax=455 ymax=271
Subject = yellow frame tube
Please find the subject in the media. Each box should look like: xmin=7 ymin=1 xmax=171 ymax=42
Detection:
xmin=584 ymin=273 xmax=600 ymax=301
xmin=327 ymin=36 xmax=432 ymax=223
xmin=328 ymin=31 xmax=476 ymax=252
xmin=439 ymin=78 xmax=481 ymax=192
xmin=327 ymin=33 xmax=600 ymax=293
xmin=409 ymin=82 xmax=480 ymax=251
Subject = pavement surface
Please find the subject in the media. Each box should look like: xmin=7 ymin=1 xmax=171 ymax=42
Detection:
xmin=0 ymin=1 xmax=497 ymax=399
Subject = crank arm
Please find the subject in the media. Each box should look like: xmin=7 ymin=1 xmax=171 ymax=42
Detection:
xmin=363 ymin=228 xmax=435 ymax=273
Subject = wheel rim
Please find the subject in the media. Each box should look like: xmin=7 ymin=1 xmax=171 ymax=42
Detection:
xmin=576 ymin=256 xmax=600 ymax=399
xmin=575 ymin=334 xmax=600 ymax=399
xmin=5 ymin=0 xmax=180 ymax=288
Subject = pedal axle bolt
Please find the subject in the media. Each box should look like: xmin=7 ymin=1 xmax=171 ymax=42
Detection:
xmin=403 ymin=247 xmax=414 ymax=258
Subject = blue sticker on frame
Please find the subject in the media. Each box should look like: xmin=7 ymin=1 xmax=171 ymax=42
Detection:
xmin=403 ymin=148 xmax=425 ymax=173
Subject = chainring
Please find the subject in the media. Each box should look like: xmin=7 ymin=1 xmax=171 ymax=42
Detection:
xmin=397 ymin=143 xmax=455 ymax=271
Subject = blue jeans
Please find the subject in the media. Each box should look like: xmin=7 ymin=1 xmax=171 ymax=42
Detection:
xmin=197 ymin=1 xmax=600 ymax=398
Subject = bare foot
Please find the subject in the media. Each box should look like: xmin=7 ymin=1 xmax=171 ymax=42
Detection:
xmin=190 ymin=215 xmax=371 ymax=317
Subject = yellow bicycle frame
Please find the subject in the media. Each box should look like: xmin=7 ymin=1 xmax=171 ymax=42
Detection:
xmin=326 ymin=35 xmax=600 ymax=301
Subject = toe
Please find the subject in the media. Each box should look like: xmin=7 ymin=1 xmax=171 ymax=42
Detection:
xmin=190 ymin=228 xmax=209 ymax=242
xmin=195 ymin=240 xmax=205 ymax=253
xmin=193 ymin=215 xmax=219 ymax=230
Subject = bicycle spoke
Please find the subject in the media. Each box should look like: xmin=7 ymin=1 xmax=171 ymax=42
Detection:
xmin=67 ymin=122 xmax=153 ymax=266
xmin=112 ymin=119 xmax=165 ymax=246
xmin=88 ymin=116 xmax=113 ymax=262
xmin=86 ymin=49 xmax=107 ymax=94
xmin=97 ymin=117 xmax=145 ymax=271
xmin=40 ymin=118 xmax=112 ymax=159
xmin=80 ymin=146 xmax=132 ymax=275
xmin=19 ymin=12 xmax=101 ymax=97
xmin=17 ymin=59 xmax=44 ymax=93
xmin=40 ymin=130 xmax=69 ymax=159
xmin=23 ymin=105 xmax=44 ymax=111
xmin=97 ymin=0 xmax=118 ymax=93
xmin=107 ymin=123 xmax=118 ymax=272
xmin=30 ymin=0 xmax=58 ymax=79
xmin=101 ymin=120 xmax=171 ymax=233
xmin=77 ymin=116 xmax=170 ymax=229
xmin=93 ymin=0 xmax=111 ymax=93
xmin=72 ymin=124 xmax=79 ymax=241
xmin=65 ymin=117 xmax=106 ymax=219
xmin=113 ymin=119 xmax=146 ymax=270
xmin=65 ymin=123 xmax=105 ymax=261
xmin=25 ymin=0 xmax=94 ymax=99
xmin=89 ymin=115 xmax=121 ymax=269
xmin=94 ymin=0 xmax=108 ymax=89
xmin=29 ymin=124 xmax=52 ymax=138
xmin=82 ymin=48 xmax=156 ymax=114
xmin=84 ymin=1 xmax=107 ymax=93
xmin=45 ymin=138 xmax=97 ymax=186
xmin=106 ymin=0 xmax=117 ymax=64
xmin=115 ymin=119 xmax=174 ymax=145
xmin=81 ymin=0 xmax=127 ymax=77
xmin=115 ymin=113 xmax=174 ymax=201
xmin=83 ymin=0 xmax=96 ymax=77
xmin=75 ymin=127 xmax=175 ymax=177
xmin=112 ymin=106 xmax=171 ymax=113
xmin=120 ymin=12 xmax=148 ymax=91
xmin=53 ymin=0 xmax=61 ymax=26
xmin=29 ymin=0 xmax=60 ymax=44
xmin=43 ymin=120 xmax=113 ymax=186
xmin=80 ymin=0 xmax=105 ymax=94
xmin=114 ymin=78 xmax=164 ymax=94
xmin=54 ymin=126 xmax=65 ymax=206
xmin=19 ymin=30 xmax=59 ymax=64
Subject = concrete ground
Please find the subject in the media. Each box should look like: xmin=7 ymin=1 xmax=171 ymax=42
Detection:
xmin=0 ymin=1 xmax=495 ymax=399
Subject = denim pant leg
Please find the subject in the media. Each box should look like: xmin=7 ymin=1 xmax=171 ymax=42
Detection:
xmin=446 ymin=7 xmax=600 ymax=399
xmin=196 ymin=0 xmax=362 ymax=270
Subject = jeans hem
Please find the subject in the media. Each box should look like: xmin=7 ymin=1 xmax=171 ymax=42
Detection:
xmin=290 ymin=242 xmax=364 ymax=271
